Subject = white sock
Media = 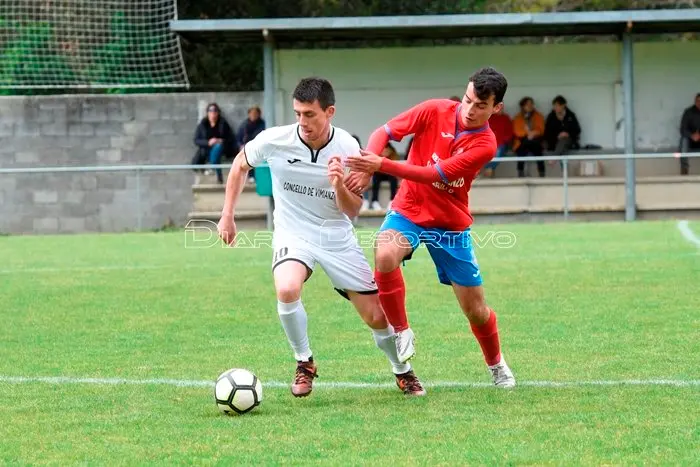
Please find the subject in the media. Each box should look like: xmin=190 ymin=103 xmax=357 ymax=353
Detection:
xmin=277 ymin=299 xmax=312 ymax=362
xmin=372 ymin=325 xmax=411 ymax=375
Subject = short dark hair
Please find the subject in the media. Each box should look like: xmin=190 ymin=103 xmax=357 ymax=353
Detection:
xmin=293 ymin=77 xmax=335 ymax=110
xmin=552 ymin=95 xmax=567 ymax=106
xmin=468 ymin=67 xmax=508 ymax=104
xmin=519 ymin=96 xmax=533 ymax=108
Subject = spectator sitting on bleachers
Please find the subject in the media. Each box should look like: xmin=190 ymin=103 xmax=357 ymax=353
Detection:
xmin=513 ymin=97 xmax=545 ymax=177
xmin=544 ymin=95 xmax=581 ymax=169
xmin=192 ymin=103 xmax=238 ymax=184
xmin=679 ymin=93 xmax=700 ymax=175
xmin=482 ymin=106 xmax=513 ymax=178
xmin=237 ymin=105 xmax=266 ymax=183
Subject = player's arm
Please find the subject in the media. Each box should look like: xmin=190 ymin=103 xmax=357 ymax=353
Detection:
xmin=347 ymin=142 xmax=494 ymax=186
xmin=221 ymin=149 xmax=252 ymax=217
xmin=217 ymin=150 xmax=252 ymax=245
xmin=219 ymin=132 xmax=268 ymax=245
xmin=365 ymin=100 xmax=436 ymax=155
xmin=329 ymin=156 xmax=362 ymax=218
xmin=344 ymin=101 xmax=435 ymax=194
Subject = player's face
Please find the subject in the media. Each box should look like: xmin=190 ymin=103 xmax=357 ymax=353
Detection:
xmin=293 ymin=99 xmax=335 ymax=145
xmin=460 ymin=82 xmax=503 ymax=128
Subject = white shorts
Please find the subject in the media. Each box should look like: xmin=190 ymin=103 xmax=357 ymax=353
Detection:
xmin=271 ymin=233 xmax=377 ymax=298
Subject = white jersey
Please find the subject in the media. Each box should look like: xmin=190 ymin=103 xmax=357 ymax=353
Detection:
xmin=244 ymin=124 xmax=360 ymax=249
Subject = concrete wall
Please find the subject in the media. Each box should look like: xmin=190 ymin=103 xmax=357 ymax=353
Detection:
xmin=0 ymin=92 xmax=262 ymax=234
xmin=275 ymin=40 xmax=700 ymax=153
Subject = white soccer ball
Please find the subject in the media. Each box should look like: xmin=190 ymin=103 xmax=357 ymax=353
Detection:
xmin=214 ymin=368 xmax=263 ymax=415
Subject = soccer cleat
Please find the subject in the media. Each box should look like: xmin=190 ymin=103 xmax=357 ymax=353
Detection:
xmin=395 ymin=328 xmax=416 ymax=363
xmin=291 ymin=359 xmax=318 ymax=397
xmin=395 ymin=370 xmax=426 ymax=396
xmin=488 ymin=358 xmax=516 ymax=388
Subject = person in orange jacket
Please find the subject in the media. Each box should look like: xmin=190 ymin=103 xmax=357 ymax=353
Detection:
xmin=512 ymin=97 xmax=545 ymax=177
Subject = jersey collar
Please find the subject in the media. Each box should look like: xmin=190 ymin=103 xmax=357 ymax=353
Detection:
xmin=296 ymin=124 xmax=335 ymax=163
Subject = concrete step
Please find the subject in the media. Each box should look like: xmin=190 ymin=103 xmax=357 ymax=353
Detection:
xmin=189 ymin=175 xmax=700 ymax=229
xmin=192 ymin=182 xmax=266 ymax=212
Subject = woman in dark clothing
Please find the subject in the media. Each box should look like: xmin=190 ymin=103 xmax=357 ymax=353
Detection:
xmin=192 ymin=102 xmax=237 ymax=184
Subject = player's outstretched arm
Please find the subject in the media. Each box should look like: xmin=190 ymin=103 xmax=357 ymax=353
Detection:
xmin=218 ymin=150 xmax=252 ymax=245
xmin=329 ymin=156 xmax=362 ymax=218
xmin=346 ymin=144 xmax=494 ymax=186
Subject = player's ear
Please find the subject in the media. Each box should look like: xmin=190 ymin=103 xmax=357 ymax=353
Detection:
xmin=325 ymin=105 xmax=336 ymax=119
xmin=492 ymin=102 xmax=504 ymax=115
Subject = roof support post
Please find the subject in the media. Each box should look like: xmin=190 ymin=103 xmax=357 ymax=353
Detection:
xmin=262 ymin=30 xmax=276 ymax=231
xmin=263 ymin=30 xmax=276 ymax=127
xmin=622 ymin=26 xmax=636 ymax=222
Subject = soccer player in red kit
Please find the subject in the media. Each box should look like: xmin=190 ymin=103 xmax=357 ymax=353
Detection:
xmin=346 ymin=67 xmax=515 ymax=389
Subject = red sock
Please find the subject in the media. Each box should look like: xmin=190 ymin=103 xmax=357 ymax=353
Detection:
xmin=470 ymin=309 xmax=501 ymax=366
xmin=374 ymin=268 xmax=409 ymax=332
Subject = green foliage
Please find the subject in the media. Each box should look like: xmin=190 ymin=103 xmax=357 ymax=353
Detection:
xmin=176 ymin=0 xmax=689 ymax=91
xmin=0 ymin=19 xmax=76 ymax=92
xmin=0 ymin=9 xmax=179 ymax=95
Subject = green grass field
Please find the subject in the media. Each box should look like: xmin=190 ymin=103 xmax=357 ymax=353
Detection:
xmin=1 ymin=220 xmax=698 ymax=465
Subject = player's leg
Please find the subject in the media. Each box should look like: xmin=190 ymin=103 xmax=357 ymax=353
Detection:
xmin=319 ymin=244 xmax=425 ymax=396
xmin=425 ymin=230 xmax=515 ymax=388
xmin=374 ymin=210 xmax=422 ymax=362
xmin=451 ymin=284 xmax=514 ymax=387
xmin=346 ymin=292 xmax=426 ymax=397
xmin=271 ymin=243 xmax=318 ymax=397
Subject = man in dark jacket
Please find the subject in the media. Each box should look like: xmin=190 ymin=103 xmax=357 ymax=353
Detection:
xmin=192 ymin=103 xmax=238 ymax=184
xmin=237 ymin=106 xmax=266 ymax=182
xmin=544 ymin=96 xmax=581 ymax=168
xmin=679 ymin=93 xmax=700 ymax=175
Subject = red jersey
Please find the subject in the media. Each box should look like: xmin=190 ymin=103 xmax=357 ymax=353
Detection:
xmin=380 ymin=99 xmax=497 ymax=231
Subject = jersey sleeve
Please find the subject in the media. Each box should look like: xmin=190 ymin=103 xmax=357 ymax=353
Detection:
xmin=243 ymin=129 xmax=272 ymax=167
xmin=338 ymin=133 xmax=361 ymax=176
xmin=378 ymin=134 xmax=496 ymax=185
xmin=383 ymin=100 xmax=437 ymax=142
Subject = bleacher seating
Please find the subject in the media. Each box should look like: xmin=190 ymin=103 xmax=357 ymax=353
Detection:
xmin=188 ymin=147 xmax=700 ymax=229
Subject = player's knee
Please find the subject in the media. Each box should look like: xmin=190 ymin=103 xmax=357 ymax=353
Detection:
xmin=374 ymin=247 xmax=401 ymax=273
xmin=355 ymin=296 xmax=388 ymax=329
xmin=276 ymin=283 xmax=302 ymax=303
xmin=368 ymin=306 xmax=388 ymax=329
xmin=462 ymin=301 xmax=490 ymax=323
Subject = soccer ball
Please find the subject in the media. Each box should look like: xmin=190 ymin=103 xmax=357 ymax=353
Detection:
xmin=214 ymin=368 xmax=263 ymax=415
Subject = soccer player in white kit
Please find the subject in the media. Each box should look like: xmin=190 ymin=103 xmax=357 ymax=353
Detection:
xmin=217 ymin=77 xmax=426 ymax=397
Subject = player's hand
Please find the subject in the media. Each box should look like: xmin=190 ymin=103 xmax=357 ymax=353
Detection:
xmin=217 ymin=214 xmax=237 ymax=246
xmin=345 ymin=150 xmax=382 ymax=174
xmin=344 ymin=171 xmax=371 ymax=195
xmin=328 ymin=155 xmax=345 ymax=189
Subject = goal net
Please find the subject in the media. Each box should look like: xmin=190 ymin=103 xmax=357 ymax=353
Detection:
xmin=0 ymin=0 xmax=189 ymax=90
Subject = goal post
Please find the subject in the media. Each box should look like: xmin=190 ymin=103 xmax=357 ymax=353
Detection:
xmin=0 ymin=0 xmax=189 ymax=90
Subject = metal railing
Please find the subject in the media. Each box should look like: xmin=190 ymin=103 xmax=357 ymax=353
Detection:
xmin=0 ymin=152 xmax=698 ymax=232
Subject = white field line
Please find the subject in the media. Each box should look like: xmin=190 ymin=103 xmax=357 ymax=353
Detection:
xmin=0 ymin=250 xmax=696 ymax=275
xmin=677 ymin=220 xmax=700 ymax=249
xmin=0 ymin=375 xmax=698 ymax=389
xmin=0 ymin=263 xmax=210 ymax=275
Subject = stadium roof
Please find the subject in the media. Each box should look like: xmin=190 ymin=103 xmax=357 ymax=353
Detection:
xmin=170 ymin=9 xmax=700 ymax=44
